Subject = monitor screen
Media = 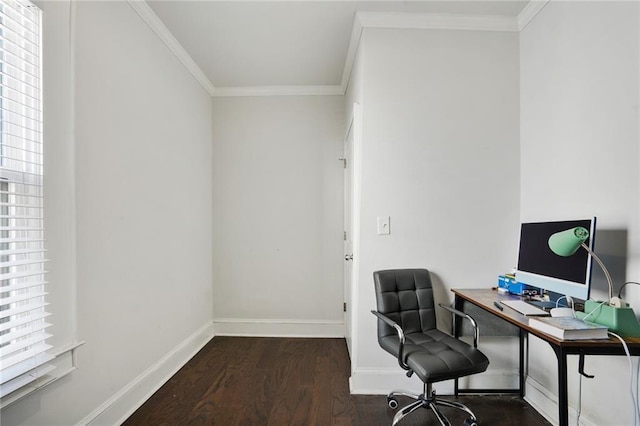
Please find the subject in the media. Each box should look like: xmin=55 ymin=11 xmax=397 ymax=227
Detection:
xmin=515 ymin=218 xmax=596 ymax=301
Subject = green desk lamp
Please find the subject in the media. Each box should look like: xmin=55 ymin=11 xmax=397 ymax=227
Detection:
xmin=548 ymin=227 xmax=640 ymax=337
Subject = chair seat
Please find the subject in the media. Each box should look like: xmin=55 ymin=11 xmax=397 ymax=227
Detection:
xmin=380 ymin=329 xmax=489 ymax=383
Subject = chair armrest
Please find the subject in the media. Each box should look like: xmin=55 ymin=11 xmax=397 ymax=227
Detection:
xmin=371 ymin=310 xmax=410 ymax=371
xmin=438 ymin=303 xmax=479 ymax=347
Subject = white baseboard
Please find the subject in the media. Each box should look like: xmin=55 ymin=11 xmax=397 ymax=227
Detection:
xmin=213 ymin=318 xmax=344 ymax=338
xmin=350 ymin=368 xmax=605 ymax=425
xmin=349 ymin=368 xmax=520 ymax=395
xmin=349 ymin=367 xmax=599 ymax=425
xmin=524 ymin=376 xmax=599 ymax=426
xmin=350 ymin=368 xmax=424 ymax=395
xmin=523 ymin=376 xmax=560 ymax=425
xmin=80 ymin=321 xmax=215 ymax=426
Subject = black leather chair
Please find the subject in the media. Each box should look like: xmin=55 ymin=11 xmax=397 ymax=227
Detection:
xmin=372 ymin=269 xmax=490 ymax=426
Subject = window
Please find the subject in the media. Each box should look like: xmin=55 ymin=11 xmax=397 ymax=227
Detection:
xmin=0 ymin=0 xmax=51 ymax=400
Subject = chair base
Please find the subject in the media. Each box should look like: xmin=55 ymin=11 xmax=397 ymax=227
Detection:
xmin=386 ymin=383 xmax=478 ymax=426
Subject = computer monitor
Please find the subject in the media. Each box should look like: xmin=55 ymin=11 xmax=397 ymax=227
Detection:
xmin=515 ymin=218 xmax=597 ymax=302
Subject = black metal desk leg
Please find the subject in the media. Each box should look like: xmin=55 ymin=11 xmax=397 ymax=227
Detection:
xmin=552 ymin=345 xmax=569 ymax=426
xmin=519 ymin=329 xmax=526 ymax=398
xmin=453 ymin=295 xmax=464 ymax=337
xmin=453 ymin=295 xmax=464 ymax=396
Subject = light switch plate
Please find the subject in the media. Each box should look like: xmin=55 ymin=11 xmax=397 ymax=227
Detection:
xmin=377 ymin=216 xmax=390 ymax=235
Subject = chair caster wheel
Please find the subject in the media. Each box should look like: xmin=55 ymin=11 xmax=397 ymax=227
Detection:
xmin=387 ymin=397 xmax=398 ymax=409
xmin=463 ymin=418 xmax=478 ymax=426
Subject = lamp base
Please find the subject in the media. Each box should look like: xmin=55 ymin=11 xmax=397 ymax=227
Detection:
xmin=576 ymin=300 xmax=640 ymax=337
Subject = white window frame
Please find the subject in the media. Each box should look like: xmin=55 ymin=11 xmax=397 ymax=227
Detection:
xmin=0 ymin=0 xmax=52 ymax=403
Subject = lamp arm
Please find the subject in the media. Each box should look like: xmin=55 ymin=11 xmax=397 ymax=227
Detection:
xmin=580 ymin=242 xmax=613 ymax=301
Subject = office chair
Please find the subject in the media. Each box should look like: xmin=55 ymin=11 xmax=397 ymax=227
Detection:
xmin=372 ymin=269 xmax=489 ymax=426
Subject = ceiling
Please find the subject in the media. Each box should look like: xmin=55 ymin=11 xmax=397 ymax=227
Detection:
xmin=146 ymin=1 xmax=529 ymax=91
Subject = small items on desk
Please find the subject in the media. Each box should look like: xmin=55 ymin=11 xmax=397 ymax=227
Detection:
xmin=497 ymin=274 xmax=539 ymax=296
xmin=493 ymin=301 xmax=504 ymax=311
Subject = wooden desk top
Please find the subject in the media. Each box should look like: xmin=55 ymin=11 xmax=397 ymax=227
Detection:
xmin=452 ymin=288 xmax=640 ymax=351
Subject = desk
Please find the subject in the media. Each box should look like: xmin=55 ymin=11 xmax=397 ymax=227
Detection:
xmin=452 ymin=288 xmax=640 ymax=426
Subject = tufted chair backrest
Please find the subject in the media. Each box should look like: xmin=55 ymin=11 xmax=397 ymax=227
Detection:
xmin=374 ymin=269 xmax=437 ymax=341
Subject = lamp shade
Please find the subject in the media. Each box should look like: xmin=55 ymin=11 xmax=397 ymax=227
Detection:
xmin=548 ymin=227 xmax=590 ymax=256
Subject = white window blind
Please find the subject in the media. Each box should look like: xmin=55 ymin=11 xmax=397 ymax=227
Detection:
xmin=0 ymin=0 xmax=52 ymax=399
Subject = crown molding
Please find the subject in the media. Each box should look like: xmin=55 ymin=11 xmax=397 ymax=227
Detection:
xmin=339 ymin=10 xmax=520 ymax=94
xmin=128 ymin=3 xmax=535 ymax=99
xmin=127 ymin=0 xmax=216 ymax=97
xmin=518 ymin=0 xmax=551 ymax=31
xmin=340 ymin=13 xmax=365 ymax=94
xmin=213 ymin=85 xmax=344 ymax=97
xmin=356 ymin=11 xmax=520 ymax=33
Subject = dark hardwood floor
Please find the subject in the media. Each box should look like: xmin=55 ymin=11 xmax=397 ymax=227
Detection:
xmin=123 ymin=337 xmax=550 ymax=425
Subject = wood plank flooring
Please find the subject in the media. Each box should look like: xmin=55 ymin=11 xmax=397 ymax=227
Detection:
xmin=123 ymin=337 xmax=550 ymax=426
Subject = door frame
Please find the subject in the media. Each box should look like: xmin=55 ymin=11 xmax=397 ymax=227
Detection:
xmin=343 ymin=102 xmax=362 ymax=371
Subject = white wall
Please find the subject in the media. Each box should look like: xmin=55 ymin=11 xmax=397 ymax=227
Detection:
xmin=349 ymin=27 xmax=521 ymax=393
xmin=1 ymin=1 xmax=214 ymax=424
xmin=211 ymin=96 xmax=345 ymax=337
xmin=520 ymin=2 xmax=640 ymax=425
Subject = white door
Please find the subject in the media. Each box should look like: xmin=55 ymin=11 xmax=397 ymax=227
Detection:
xmin=343 ymin=105 xmax=357 ymax=358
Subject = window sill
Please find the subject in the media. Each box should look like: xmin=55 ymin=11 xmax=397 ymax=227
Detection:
xmin=0 ymin=341 xmax=85 ymax=410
